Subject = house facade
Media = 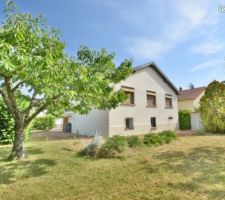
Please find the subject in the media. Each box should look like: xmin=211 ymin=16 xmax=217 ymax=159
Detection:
xmin=178 ymin=87 xmax=206 ymax=111
xmin=64 ymin=62 xmax=179 ymax=137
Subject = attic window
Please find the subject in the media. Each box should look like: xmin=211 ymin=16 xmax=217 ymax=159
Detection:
xmin=146 ymin=91 xmax=156 ymax=107
xmin=122 ymin=86 xmax=135 ymax=105
xmin=165 ymin=94 xmax=173 ymax=108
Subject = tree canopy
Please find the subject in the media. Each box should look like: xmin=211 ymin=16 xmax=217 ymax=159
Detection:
xmin=199 ymin=80 xmax=225 ymax=133
xmin=0 ymin=1 xmax=132 ymax=159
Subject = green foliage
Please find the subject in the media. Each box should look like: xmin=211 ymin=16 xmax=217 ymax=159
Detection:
xmin=99 ymin=136 xmax=127 ymax=158
xmin=159 ymin=130 xmax=177 ymax=143
xmin=32 ymin=115 xmax=55 ymax=130
xmin=144 ymin=130 xmax=177 ymax=146
xmin=199 ymin=81 xmax=225 ymax=133
xmin=0 ymin=100 xmax=14 ymax=144
xmin=143 ymin=134 xmax=164 ymax=146
xmin=0 ymin=1 xmax=132 ymax=157
xmin=179 ymin=110 xmax=191 ymax=130
xmin=78 ymin=143 xmax=99 ymax=157
xmin=127 ymin=135 xmax=142 ymax=147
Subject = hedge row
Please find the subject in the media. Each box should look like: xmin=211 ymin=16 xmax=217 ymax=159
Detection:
xmin=80 ymin=130 xmax=177 ymax=158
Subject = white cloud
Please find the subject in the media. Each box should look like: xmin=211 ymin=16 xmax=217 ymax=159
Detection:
xmin=190 ymin=59 xmax=224 ymax=72
xmin=191 ymin=40 xmax=224 ymax=54
xmin=123 ymin=0 xmax=220 ymax=60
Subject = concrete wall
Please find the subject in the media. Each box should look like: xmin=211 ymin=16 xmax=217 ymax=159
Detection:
xmin=109 ymin=67 xmax=178 ymax=136
xmin=69 ymin=110 xmax=109 ymax=137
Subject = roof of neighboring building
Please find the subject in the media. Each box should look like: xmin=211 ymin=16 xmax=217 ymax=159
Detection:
xmin=133 ymin=62 xmax=179 ymax=95
xmin=178 ymin=87 xmax=206 ymax=101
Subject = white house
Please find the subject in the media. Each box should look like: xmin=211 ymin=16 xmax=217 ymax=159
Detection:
xmin=64 ymin=62 xmax=179 ymax=137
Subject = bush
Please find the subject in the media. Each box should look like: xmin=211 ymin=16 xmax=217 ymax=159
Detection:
xmin=79 ymin=143 xmax=99 ymax=157
xmin=159 ymin=130 xmax=177 ymax=144
xmin=32 ymin=115 xmax=55 ymax=130
xmin=179 ymin=110 xmax=191 ymax=130
xmin=0 ymin=101 xmax=15 ymax=144
xmin=143 ymin=133 xmax=164 ymax=146
xmin=127 ymin=135 xmax=142 ymax=147
xmin=144 ymin=130 xmax=177 ymax=146
xmin=99 ymin=135 xmax=127 ymax=158
xmin=200 ymin=81 xmax=225 ymax=133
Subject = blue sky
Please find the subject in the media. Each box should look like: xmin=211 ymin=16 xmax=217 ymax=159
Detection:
xmin=0 ymin=0 xmax=225 ymax=89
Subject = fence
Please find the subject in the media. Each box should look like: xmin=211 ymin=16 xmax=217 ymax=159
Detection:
xmin=191 ymin=112 xmax=203 ymax=131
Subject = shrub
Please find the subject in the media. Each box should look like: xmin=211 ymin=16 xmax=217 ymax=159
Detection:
xmin=200 ymin=81 xmax=225 ymax=133
xmin=159 ymin=130 xmax=177 ymax=144
xmin=79 ymin=143 xmax=99 ymax=157
xmin=99 ymin=135 xmax=127 ymax=158
xmin=143 ymin=133 xmax=164 ymax=146
xmin=127 ymin=135 xmax=142 ymax=147
xmin=179 ymin=110 xmax=191 ymax=130
xmin=32 ymin=115 xmax=55 ymax=130
xmin=0 ymin=102 xmax=15 ymax=144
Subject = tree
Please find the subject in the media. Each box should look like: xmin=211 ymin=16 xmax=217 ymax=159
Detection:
xmin=0 ymin=2 xmax=132 ymax=159
xmin=188 ymin=83 xmax=195 ymax=89
xmin=199 ymin=81 xmax=225 ymax=133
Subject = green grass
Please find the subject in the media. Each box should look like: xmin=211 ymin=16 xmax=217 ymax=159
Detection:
xmin=1 ymin=136 xmax=225 ymax=200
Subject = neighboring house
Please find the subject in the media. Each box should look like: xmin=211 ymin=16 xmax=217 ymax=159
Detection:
xmin=64 ymin=62 xmax=179 ymax=137
xmin=178 ymin=87 xmax=206 ymax=111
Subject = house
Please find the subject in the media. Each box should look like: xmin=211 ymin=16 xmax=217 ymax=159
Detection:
xmin=64 ymin=62 xmax=179 ymax=137
xmin=178 ymin=87 xmax=206 ymax=111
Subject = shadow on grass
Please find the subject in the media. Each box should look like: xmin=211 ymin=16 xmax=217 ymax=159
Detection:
xmin=141 ymin=146 xmax=225 ymax=199
xmin=0 ymin=158 xmax=56 ymax=185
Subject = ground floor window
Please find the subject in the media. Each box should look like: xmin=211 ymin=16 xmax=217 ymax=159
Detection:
xmin=151 ymin=117 xmax=157 ymax=128
xmin=125 ymin=118 xmax=134 ymax=130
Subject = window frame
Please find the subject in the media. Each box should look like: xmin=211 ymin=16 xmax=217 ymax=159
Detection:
xmin=165 ymin=94 xmax=173 ymax=109
xmin=146 ymin=91 xmax=157 ymax=107
xmin=150 ymin=117 xmax=157 ymax=129
xmin=125 ymin=117 xmax=134 ymax=130
xmin=121 ymin=86 xmax=135 ymax=106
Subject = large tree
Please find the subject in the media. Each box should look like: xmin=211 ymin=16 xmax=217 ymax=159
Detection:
xmin=0 ymin=2 xmax=132 ymax=159
xmin=199 ymin=80 xmax=225 ymax=133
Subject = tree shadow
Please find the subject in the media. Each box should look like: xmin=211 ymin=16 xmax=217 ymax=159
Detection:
xmin=141 ymin=146 xmax=225 ymax=199
xmin=0 ymin=158 xmax=56 ymax=185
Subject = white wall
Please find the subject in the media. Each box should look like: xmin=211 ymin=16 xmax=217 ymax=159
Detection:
xmin=70 ymin=110 xmax=109 ymax=137
xmin=109 ymin=67 xmax=178 ymax=136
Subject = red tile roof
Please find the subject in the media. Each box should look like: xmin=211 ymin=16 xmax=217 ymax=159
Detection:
xmin=178 ymin=87 xmax=206 ymax=101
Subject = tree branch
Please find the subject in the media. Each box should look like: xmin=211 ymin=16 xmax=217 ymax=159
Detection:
xmin=25 ymin=102 xmax=48 ymax=127
xmin=4 ymin=77 xmax=21 ymax=120
xmin=12 ymin=81 xmax=24 ymax=92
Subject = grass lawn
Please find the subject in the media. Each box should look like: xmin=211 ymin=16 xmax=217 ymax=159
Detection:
xmin=1 ymin=135 xmax=225 ymax=200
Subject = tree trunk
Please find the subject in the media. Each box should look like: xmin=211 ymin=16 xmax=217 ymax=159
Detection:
xmin=8 ymin=124 xmax=25 ymax=160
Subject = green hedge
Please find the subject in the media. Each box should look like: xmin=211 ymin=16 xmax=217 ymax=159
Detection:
xmin=0 ymin=102 xmax=15 ymax=144
xmin=179 ymin=110 xmax=191 ymax=130
xmin=32 ymin=115 xmax=55 ymax=130
xmin=144 ymin=130 xmax=177 ymax=146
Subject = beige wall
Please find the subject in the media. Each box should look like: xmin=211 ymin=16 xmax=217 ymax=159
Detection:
xmin=109 ymin=67 xmax=178 ymax=136
xmin=178 ymin=91 xmax=204 ymax=111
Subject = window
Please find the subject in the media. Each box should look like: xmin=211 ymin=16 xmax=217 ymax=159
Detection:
xmin=122 ymin=86 xmax=135 ymax=105
xmin=151 ymin=117 xmax=157 ymax=128
xmin=125 ymin=118 xmax=134 ymax=130
xmin=146 ymin=91 xmax=156 ymax=107
xmin=165 ymin=95 xmax=173 ymax=108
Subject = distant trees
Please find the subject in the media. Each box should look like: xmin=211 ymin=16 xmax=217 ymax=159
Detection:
xmin=199 ymin=81 xmax=225 ymax=133
xmin=188 ymin=83 xmax=195 ymax=89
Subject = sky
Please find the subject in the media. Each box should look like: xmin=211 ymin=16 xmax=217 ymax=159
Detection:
xmin=0 ymin=0 xmax=225 ymax=89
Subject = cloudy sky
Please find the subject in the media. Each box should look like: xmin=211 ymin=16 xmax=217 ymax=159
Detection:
xmin=0 ymin=0 xmax=225 ymax=89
